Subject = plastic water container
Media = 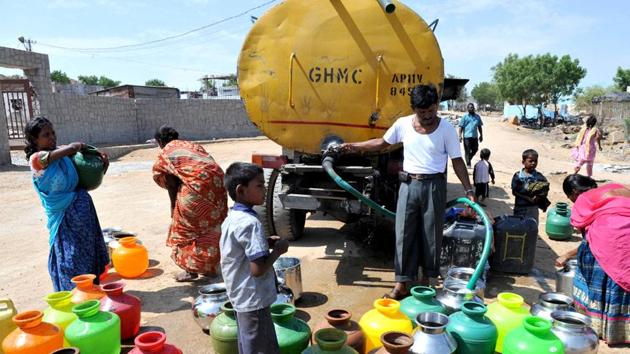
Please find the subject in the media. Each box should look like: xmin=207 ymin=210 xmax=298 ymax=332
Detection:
xmin=490 ymin=215 xmax=538 ymax=274
xmin=440 ymin=219 xmax=487 ymax=278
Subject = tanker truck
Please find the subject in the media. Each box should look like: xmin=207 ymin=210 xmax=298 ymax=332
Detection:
xmin=238 ymin=0 xmax=468 ymax=240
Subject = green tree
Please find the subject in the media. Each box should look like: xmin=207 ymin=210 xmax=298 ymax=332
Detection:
xmin=78 ymin=75 xmax=99 ymax=85
xmin=455 ymin=86 xmax=469 ymax=104
xmin=201 ymin=79 xmax=217 ymax=96
xmin=493 ymin=54 xmax=541 ymax=118
xmin=613 ymin=67 xmax=630 ymax=91
xmin=537 ymin=54 xmax=586 ymax=114
xmin=98 ymin=76 xmax=121 ymax=88
xmin=573 ymin=85 xmax=613 ymax=111
xmin=471 ymin=82 xmax=501 ymax=109
xmin=223 ymin=74 xmax=238 ymax=87
xmin=145 ymin=79 xmax=166 ymax=87
xmin=50 ymin=70 xmax=70 ymax=84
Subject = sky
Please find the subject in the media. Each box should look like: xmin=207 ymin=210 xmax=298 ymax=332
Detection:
xmin=1 ymin=0 xmax=628 ymax=92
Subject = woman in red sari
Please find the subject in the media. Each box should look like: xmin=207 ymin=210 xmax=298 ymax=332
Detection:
xmin=153 ymin=126 xmax=228 ymax=281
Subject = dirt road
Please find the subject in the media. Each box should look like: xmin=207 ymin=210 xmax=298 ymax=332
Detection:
xmin=1 ymin=116 xmax=628 ymax=353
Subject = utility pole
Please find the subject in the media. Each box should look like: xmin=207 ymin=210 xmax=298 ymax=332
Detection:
xmin=18 ymin=36 xmax=34 ymax=51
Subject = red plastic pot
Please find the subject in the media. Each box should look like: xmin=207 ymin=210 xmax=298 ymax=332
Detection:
xmin=129 ymin=331 xmax=182 ymax=354
xmin=99 ymin=282 xmax=141 ymax=340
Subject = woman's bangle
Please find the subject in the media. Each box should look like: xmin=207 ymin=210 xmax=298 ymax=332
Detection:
xmin=465 ymin=189 xmax=474 ymax=195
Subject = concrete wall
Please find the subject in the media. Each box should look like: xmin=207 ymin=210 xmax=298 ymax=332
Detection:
xmin=51 ymin=95 xmax=138 ymax=145
xmin=136 ymin=99 xmax=259 ymax=142
xmin=48 ymin=95 xmax=260 ymax=146
xmin=0 ymin=47 xmax=53 ymax=164
xmin=0 ymin=46 xmax=260 ymax=164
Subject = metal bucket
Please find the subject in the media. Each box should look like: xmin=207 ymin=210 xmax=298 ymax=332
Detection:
xmin=274 ymin=257 xmax=303 ymax=301
xmin=556 ymin=259 xmax=577 ymax=296
xmin=443 ymin=267 xmax=486 ymax=299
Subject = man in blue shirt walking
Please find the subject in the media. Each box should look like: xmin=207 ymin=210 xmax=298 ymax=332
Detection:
xmin=458 ymin=103 xmax=484 ymax=167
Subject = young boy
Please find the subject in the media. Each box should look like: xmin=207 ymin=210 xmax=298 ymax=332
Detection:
xmin=511 ymin=149 xmax=549 ymax=225
xmin=473 ymin=148 xmax=495 ymax=205
xmin=220 ymin=162 xmax=288 ymax=354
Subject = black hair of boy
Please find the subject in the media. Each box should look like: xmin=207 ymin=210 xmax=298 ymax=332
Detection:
xmin=410 ymin=84 xmax=439 ymax=109
xmin=522 ymin=149 xmax=538 ymax=161
xmin=480 ymin=148 xmax=491 ymax=160
xmin=224 ymin=162 xmax=264 ymax=201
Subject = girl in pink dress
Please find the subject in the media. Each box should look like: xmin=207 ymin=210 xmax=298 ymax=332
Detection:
xmin=572 ymin=115 xmax=602 ymax=177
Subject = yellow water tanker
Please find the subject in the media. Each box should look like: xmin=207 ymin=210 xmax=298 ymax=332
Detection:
xmin=238 ymin=0 xmax=445 ymax=154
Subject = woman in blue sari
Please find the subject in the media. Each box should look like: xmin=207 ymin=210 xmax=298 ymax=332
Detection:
xmin=25 ymin=117 xmax=110 ymax=291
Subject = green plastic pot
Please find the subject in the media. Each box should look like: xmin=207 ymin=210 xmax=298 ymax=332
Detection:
xmin=485 ymin=292 xmax=530 ymax=353
xmin=271 ymin=303 xmax=311 ymax=354
xmin=43 ymin=292 xmax=78 ymax=331
xmin=209 ymin=302 xmax=238 ymax=354
xmin=446 ymin=302 xmax=497 ymax=354
xmin=503 ymin=316 xmax=564 ymax=354
xmin=399 ymin=286 xmax=446 ymax=326
xmin=43 ymin=291 xmax=78 ymax=346
xmin=72 ymin=145 xmax=104 ymax=191
xmin=546 ymin=203 xmax=573 ymax=240
xmin=303 ymin=328 xmax=358 ymax=354
xmin=65 ymin=300 xmax=120 ymax=354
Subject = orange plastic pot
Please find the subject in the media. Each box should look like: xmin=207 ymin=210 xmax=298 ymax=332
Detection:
xmin=112 ymin=237 xmax=149 ymax=278
xmin=1 ymin=310 xmax=63 ymax=354
xmin=70 ymin=275 xmax=105 ymax=304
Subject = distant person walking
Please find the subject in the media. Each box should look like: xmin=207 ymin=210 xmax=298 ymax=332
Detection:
xmin=572 ymin=115 xmax=602 ymax=177
xmin=458 ymin=103 xmax=484 ymax=167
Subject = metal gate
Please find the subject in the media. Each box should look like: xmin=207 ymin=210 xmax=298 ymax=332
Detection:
xmin=1 ymin=79 xmax=34 ymax=139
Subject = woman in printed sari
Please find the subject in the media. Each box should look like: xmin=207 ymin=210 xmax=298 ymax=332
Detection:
xmin=572 ymin=115 xmax=602 ymax=177
xmin=556 ymin=174 xmax=630 ymax=345
xmin=25 ymin=117 xmax=110 ymax=291
xmin=152 ymin=126 xmax=228 ymax=282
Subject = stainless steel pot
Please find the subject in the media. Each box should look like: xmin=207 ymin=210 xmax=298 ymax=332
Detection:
xmin=530 ymin=292 xmax=574 ymax=321
xmin=410 ymin=312 xmax=457 ymax=354
xmin=551 ymin=310 xmax=598 ymax=354
xmin=274 ymin=257 xmax=303 ymax=300
xmin=556 ymin=258 xmax=578 ymax=296
xmin=192 ymin=283 xmax=229 ymax=332
xmin=443 ymin=267 xmax=485 ymax=299
xmin=436 ymin=283 xmax=483 ymax=315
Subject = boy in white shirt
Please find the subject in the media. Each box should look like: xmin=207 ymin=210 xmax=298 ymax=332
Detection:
xmin=473 ymin=148 xmax=495 ymax=206
xmin=221 ymin=162 xmax=288 ymax=354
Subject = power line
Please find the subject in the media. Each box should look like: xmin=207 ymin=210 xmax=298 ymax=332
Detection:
xmin=36 ymin=0 xmax=276 ymax=53
xmin=73 ymin=52 xmax=210 ymax=73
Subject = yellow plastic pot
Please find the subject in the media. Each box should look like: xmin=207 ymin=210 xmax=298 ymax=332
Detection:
xmin=485 ymin=292 xmax=530 ymax=353
xmin=358 ymin=299 xmax=413 ymax=353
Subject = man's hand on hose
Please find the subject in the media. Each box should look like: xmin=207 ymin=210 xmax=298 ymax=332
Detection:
xmin=339 ymin=143 xmax=356 ymax=153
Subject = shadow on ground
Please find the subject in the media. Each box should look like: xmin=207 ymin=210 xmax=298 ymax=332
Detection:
xmin=127 ymin=285 xmax=197 ymax=313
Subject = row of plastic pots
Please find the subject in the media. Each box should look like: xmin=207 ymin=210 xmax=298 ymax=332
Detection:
xmin=355 ymin=287 xmax=598 ymax=354
xmin=207 ymin=287 xmax=597 ymax=354
xmin=0 ymin=274 xmax=181 ymax=353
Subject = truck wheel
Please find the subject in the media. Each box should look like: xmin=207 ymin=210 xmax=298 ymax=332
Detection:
xmin=253 ymin=168 xmax=275 ymax=236
xmin=256 ymin=168 xmax=306 ymax=241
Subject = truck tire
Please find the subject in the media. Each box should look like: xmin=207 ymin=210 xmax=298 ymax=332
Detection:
xmin=255 ymin=168 xmax=306 ymax=241
xmin=253 ymin=168 xmax=275 ymax=236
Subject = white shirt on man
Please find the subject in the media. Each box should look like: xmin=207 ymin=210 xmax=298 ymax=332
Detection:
xmin=383 ymin=114 xmax=462 ymax=174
